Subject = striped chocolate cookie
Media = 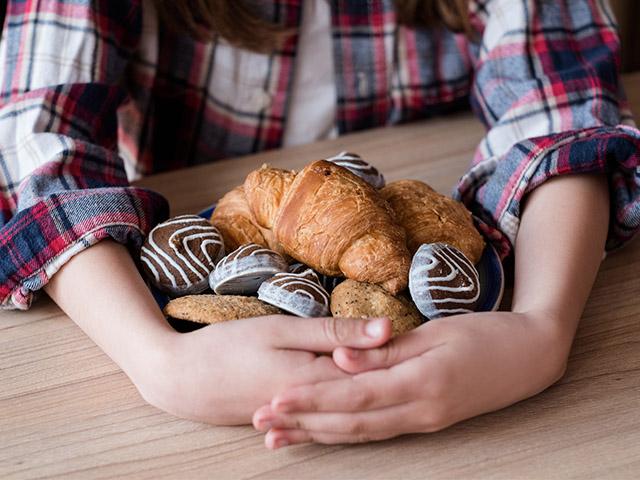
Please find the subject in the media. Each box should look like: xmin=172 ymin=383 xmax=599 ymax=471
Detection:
xmin=325 ymin=151 xmax=385 ymax=189
xmin=288 ymin=263 xmax=344 ymax=293
xmin=409 ymin=243 xmax=480 ymax=319
xmin=258 ymin=268 xmax=330 ymax=317
xmin=210 ymin=243 xmax=288 ymax=295
xmin=140 ymin=215 xmax=225 ymax=296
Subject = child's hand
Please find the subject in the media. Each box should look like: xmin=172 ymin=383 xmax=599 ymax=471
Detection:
xmin=252 ymin=311 xmax=569 ymax=448
xmin=137 ymin=315 xmax=392 ymax=425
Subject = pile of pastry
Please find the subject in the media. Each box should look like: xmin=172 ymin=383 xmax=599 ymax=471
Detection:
xmin=139 ymin=152 xmax=485 ymax=336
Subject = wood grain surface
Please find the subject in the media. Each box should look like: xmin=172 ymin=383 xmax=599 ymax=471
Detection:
xmin=1 ymin=73 xmax=639 ymax=480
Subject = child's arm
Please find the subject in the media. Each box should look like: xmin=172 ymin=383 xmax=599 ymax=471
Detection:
xmin=252 ymin=173 xmax=609 ymax=447
xmin=44 ymin=240 xmax=392 ymax=425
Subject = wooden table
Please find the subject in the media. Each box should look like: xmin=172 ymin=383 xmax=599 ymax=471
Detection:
xmin=2 ymin=73 xmax=639 ymax=479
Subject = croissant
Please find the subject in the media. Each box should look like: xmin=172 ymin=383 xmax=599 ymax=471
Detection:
xmin=380 ymin=179 xmax=485 ymax=264
xmin=210 ymin=186 xmax=266 ymax=252
xmin=244 ymin=165 xmax=297 ymax=229
xmin=244 ymin=161 xmax=410 ymax=294
xmin=210 ymin=185 xmax=288 ymax=258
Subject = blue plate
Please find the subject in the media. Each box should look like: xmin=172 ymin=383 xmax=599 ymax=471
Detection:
xmin=153 ymin=203 xmax=505 ymax=314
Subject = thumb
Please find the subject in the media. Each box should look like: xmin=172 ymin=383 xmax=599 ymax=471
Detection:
xmin=271 ymin=316 xmax=392 ymax=352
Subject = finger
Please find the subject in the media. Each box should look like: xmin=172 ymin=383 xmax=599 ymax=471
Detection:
xmin=264 ymin=401 xmax=421 ymax=441
xmin=271 ymin=315 xmax=392 ymax=352
xmin=333 ymin=323 xmax=444 ymax=373
xmin=282 ymin=354 xmax=350 ymax=393
xmin=264 ymin=427 xmax=400 ymax=448
xmin=270 ymin=355 xmax=426 ymax=414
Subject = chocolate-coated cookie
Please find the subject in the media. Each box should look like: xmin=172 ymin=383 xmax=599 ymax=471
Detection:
xmin=325 ymin=151 xmax=385 ymax=189
xmin=258 ymin=269 xmax=330 ymax=317
xmin=209 ymin=243 xmax=288 ymax=295
xmin=409 ymin=243 xmax=480 ymax=319
xmin=140 ymin=215 xmax=225 ymax=296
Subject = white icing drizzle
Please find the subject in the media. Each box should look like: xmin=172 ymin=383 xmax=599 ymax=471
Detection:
xmin=141 ymin=215 xmax=223 ymax=290
xmin=409 ymin=243 xmax=480 ymax=318
xmin=269 ymin=272 xmax=330 ymax=305
xmin=325 ymin=151 xmax=385 ymax=188
xmin=210 ymin=243 xmax=288 ymax=294
xmin=141 ymin=245 xmax=178 ymax=288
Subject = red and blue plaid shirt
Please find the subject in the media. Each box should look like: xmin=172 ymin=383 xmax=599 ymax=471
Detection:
xmin=0 ymin=0 xmax=638 ymax=309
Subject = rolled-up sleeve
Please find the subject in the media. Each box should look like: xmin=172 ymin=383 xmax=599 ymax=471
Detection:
xmin=454 ymin=0 xmax=640 ymax=258
xmin=0 ymin=0 xmax=168 ymax=310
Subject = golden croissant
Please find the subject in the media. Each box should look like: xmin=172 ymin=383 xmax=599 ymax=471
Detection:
xmin=210 ymin=185 xmax=287 ymax=257
xmin=380 ymin=179 xmax=485 ymax=264
xmin=244 ymin=161 xmax=410 ymax=294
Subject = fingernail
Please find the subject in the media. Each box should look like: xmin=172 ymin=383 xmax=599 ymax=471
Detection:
xmin=366 ymin=318 xmax=385 ymax=338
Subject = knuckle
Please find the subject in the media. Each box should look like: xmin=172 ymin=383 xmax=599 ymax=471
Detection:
xmin=352 ymin=386 xmax=374 ymax=410
xmin=380 ymin=342 xmax=398 ymax=366
xmin=345 ymin=418 xmax=366 ymax=436
xmin=323 ymin=316 xmax=345 ymax=344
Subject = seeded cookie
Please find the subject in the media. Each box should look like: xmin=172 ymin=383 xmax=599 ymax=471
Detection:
xmin=330 ymin=280 xmax=424 ymax=337
xmin=164 ymin=295 xmax=282 ymax=324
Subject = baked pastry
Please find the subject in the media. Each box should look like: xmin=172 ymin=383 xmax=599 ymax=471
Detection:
xmin=140 ymin=215 xmax=225 ymax=295
xmin=244 ymin=165 xmax=297 ymax=229
xmin=325 ymin=151 xmax=385 ymax=189
xmin=380 ymin=179 xmax=485 ymax=264
xmin=209 ymin=243 xmax=288 ymax=295
xmin=164 ymin=294 xmax=281 ymax=324
xmin=330 ymin=280 xmax=423 ymax=337
xmin=409 ymin=243 xmax=480 ymax=319
xmin=258 ymin=269 xmax=330 ymax=317
xmin=210 ymin=186 xmax=267 ymax=251
xmin=244 ymin=160 xmax=411 ymax=294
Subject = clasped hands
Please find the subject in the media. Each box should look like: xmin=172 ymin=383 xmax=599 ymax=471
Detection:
xmin=251 ymin=310 xmax=568 ymax=450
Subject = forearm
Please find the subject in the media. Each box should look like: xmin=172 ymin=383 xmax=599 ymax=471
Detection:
xmin=44 ymin=241 xmax=176 ymax=388
xmin=511 ymin=174 xmax=609 ymax=349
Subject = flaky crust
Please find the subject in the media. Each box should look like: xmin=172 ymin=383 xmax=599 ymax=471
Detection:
xmin=210 ymin=186 xmax=267 ymax=252
xmin=380 ymin=180 xmax=485 ymax=264
xmin=331 ymin=280 xmax=423 ymax=337
xmin=270 ymin=160 xmax=410 ymax=294
xmin=244 ymin=165 xmax=297 ymax=229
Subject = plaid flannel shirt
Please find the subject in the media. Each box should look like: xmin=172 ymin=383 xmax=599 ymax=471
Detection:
xmin=0 ymin=0 xmax=638 ymax=310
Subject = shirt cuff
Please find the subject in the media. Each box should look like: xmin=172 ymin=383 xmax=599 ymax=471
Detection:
xmin=455 ymin=125 xmax=640 ymax=258
xmin=0 ymin=187 xmax=169 ymax=310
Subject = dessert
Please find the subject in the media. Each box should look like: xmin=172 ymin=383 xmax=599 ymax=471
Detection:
xmin=140 ymin=215 xmax=225 ymax=295
xmin=409 ymin=243 xmax=480 ymax=319
xmin=325 ymin=151 xmax=385 ymax=189
xmin=164 ymin=294 xmax=281 ymax=324
xmin=380 ymin=179 xmax=485 ymax=263
xmin=330 ymin=280 xmax=423 ymax=337
xmin=244 ymin=160 xmax=411 ymax=294
xmin=258 ymin=269 xmax=330 ymax=317
xmin=209 ymin=243 xmax=288 ymax=295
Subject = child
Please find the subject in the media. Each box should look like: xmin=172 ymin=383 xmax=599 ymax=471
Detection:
xmin=1 ymin=0 xmax=638 ymax=449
